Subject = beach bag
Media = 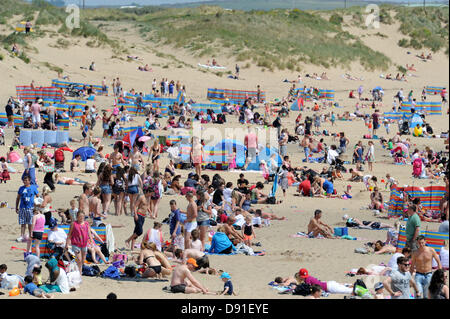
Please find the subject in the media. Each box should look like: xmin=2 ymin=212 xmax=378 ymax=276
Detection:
xmin=334 ymin=227 xmax=348 ymax=237
xmin=293 ymin=283 xmax=312 ymax=296
xmin=82 ymin=265 xmax=100 ymax=277
xmin=54 ymin=149 xmax=64 ymax=162
xmin=101 ymin=265 xmax=122 ymax=279
xmin=413 ymin=158 xmax=422 ymax=177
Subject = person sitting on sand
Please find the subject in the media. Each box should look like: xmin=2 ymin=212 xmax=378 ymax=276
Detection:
xmin=137 ymin=241 xmax=171 ymax=279
xmin=307 ymin=210 xmax=334 ymax=239
xmin=348 ymin=168 xmax=363 ymax=182
xmin=369 ymin=187 xmax=384 ymax=212
xmin=169 ymin=258 xmax=209 ymax=294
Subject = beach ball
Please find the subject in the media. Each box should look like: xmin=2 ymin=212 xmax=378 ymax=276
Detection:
xmin=9 ymin=288 xmax=20 ymax=297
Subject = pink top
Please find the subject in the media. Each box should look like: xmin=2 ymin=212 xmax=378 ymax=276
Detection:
xmin=33 ymin=214 xmax=46 ymax=233
xmin=245 ymin=133 xmax=258 ymax=149
xmin=71 ymin=221 xmax=90 ymax=248
xmin=305 ymin=276 xmax=328 ymax=292
xmin=31 ymin=103 xmax=41 ymax=115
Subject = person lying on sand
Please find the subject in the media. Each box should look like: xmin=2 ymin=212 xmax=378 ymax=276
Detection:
xmin=343 ymin=215 xmax=393 ymax=230
xmin=138 ymin=64 xmax=152 ymax=72
xmin=364 ymin=240 xmax=397 ymax=255
xmin=307 ymin=210 xmax=334 ymax=239
xmin=174 ymin=248 xmax=217 ymax=275
xmin=54 ymin=174 xmax=90 ymax=185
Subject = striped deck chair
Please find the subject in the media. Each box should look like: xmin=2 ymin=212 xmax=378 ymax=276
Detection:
xmin=425 ymin=86 xmax=445 ymax=96
xmin=31 ymin=225 xmax=111 ymax=259
xmin=396 ymin=228 xmax=448 ymax=254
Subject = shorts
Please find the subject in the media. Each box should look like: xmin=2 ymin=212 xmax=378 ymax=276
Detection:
xmin=112 ymin=164 xmax=120 ymax=174
xmin=103 ymin=123 xmax=109 ymax=130
xmin=133 ymin=214 xmax=145 ymax=236
xmin=7 ymin=115 xmax=13 ymax=122
xmin=32 ymin=114 xmax=40 ymax=124
xmin=243 ymin=234 xmax=253 ymax=241
xmin=100 ymin=184 xmax=112 ymax=194
xmin=247 ymin=148 xmax=257 ymax=162
xmin=113 ymin=187 xmax=124 ymax=195
xmin=185 ymin=221 xmax=198 ymax=233
xmin=127 ymin=185 xmax=139 ymax=194
xmin=82 ymin=131 xmax=87 ymax=138
xmin=49 ymin=114 xmax=55 ymax=124
xmin=197 ymin=220 xmax=210 ymax=227
xmin=72 ymin=245 xmax=88 ymax=254
xmin=406 ymin=238 xmax=419 ymax=252
xmin=170 ymin=284 xmax=186 ymax=293
xmin=19 ymin=207 xmax=34 ymax=225
xmin=32 ymin=231 xmax=43 ymax=240
xmin=195 ymin=255 xmax=210 ymax=270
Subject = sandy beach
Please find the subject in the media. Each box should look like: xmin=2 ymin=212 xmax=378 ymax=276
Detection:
xmin=0 ymin=8 xmax=448 ymax=300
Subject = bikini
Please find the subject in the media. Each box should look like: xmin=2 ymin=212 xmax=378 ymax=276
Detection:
xmin=143 ymin=255 xmax=162 ymax=274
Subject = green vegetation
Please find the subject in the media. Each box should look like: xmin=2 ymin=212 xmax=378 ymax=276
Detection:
xmin=395 ymin=6 xmax=449 ymax=54
xmin=109 ymin=6 xmax=391 ymax=71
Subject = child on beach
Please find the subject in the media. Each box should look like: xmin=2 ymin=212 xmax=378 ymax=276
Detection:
xmin=228 ymin=148 xmax=237 ymax=171
xmin=218 ymin=272 xmax=237 ymax=296
xmin=242 ymin=215 xmax=255 ymax=246
xmin=363 ymin=175 xmax=378 ymax=191
xmin=341 ymin=185 xmax=352 ymax=199
xmin=0 ymin=157 xmax=11 ymax=183
xmin=22 ymin=275 xmax=54 ymax=298
xmin=385 ymin=173 xmax=397 ymax=190
xmin=26 ymin=209 xmax=46 ymax=258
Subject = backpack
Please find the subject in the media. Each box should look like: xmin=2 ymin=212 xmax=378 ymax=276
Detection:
xmin=413 ymin=158 xmax=423 ymax=177
xmin=54 ymin=149 xmax=64 ymax=162
xmin=293 ymin=283 xmax=312 ymax=296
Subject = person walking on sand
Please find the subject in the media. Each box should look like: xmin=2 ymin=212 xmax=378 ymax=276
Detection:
xmin=184 ymin=192 xmax=198 ymax=250
xmin=366 ymin=141 xmax=375 ymax=172
xmin=383 ymin=256 xmax=420 ymax=299
xmin=15 ymin=175 xmax=39 ymax=243
xmin=125 ymin=193 xmax=148 ymax=251
xmin=191 ymin=137 xmax=204 ymax=177
xmin=410 ymin=235 xmax=442 ymax=299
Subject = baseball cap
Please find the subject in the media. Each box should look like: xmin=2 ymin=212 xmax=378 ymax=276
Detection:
xmin=220 ymin=272 xmax=231 ymax=279
xmin=374 ymin=282 xmax=384 ymax=291
xmin=298 ymin=268 xmax=309 ymax=279
xmin=188 ymin=172 xmax=195 ymax=178
xmin=186 ymin=258 xmax=198 ymax=268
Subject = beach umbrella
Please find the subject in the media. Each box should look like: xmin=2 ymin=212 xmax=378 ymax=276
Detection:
xmin=72 ymin=146 xmax=96 ymax=161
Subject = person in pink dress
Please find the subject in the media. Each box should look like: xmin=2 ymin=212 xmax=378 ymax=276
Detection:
xmin=66 ymin=211 xmax=93 ymax=274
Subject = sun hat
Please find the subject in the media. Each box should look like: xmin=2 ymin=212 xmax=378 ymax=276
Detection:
xmin=186 ymin=258 xmax=198 ymax=268
xmin=298 ymin=268 xmax=309 ymax=279
xmin=374 ymin=282 xmax=384 ymax=291
xmin=220 ymin=272 xmax=231 ymax=279
xmin=343 ymin=214 xmax=349 ymax=220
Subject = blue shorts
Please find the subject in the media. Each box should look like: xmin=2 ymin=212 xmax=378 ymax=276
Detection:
xmin=127 ymin=185 xmax=139 ymax=194
xmin=197 ymin=220 xmax=210 ymax=227
xmin=100 ymin=184 xmax=112 ymax=194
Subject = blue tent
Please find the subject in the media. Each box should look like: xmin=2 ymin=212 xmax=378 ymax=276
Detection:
xmin=247 ymin=145 xmax=282 ymax=171
xmin=72 ymin=146 xmax=96 ymax=161
xmin=409 ymin=113 xmax=424 ymax=128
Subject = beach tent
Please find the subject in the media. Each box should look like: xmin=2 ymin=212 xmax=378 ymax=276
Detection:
xmin=290 ymin=98 xmax=304 ymax=111
xmin=247 ymin=145 xmax=282 ymax=171
xmin=15 ymin=22 xmax=33 ymax=33
xmin=409 ymin=113 xmax=424 ymax=128
xmin=122 ymin=127 xmax=145 ymax=148
xmin=72 ymin=146 xmax=96 ymax=161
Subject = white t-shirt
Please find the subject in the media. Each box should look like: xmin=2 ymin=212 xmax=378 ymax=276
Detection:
xmin=54 ymin=268 xmax=70 ymax=294
xmin=440 ymin=247 xmax=449 ymax=269
xmin=233 ymin=214 xmax=246 ymax=227
xmin=252 ymin=216 xmax=262 ymax=226
xmin=85 ymin=158 xmax=96 ymax=171
xmin=48 ymin=228 xmax=68 ymax=248
xmin=223 ymin=188 xmax=232 ymax=203
xmin=388 ymin=253 xmax=404 ymax=271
